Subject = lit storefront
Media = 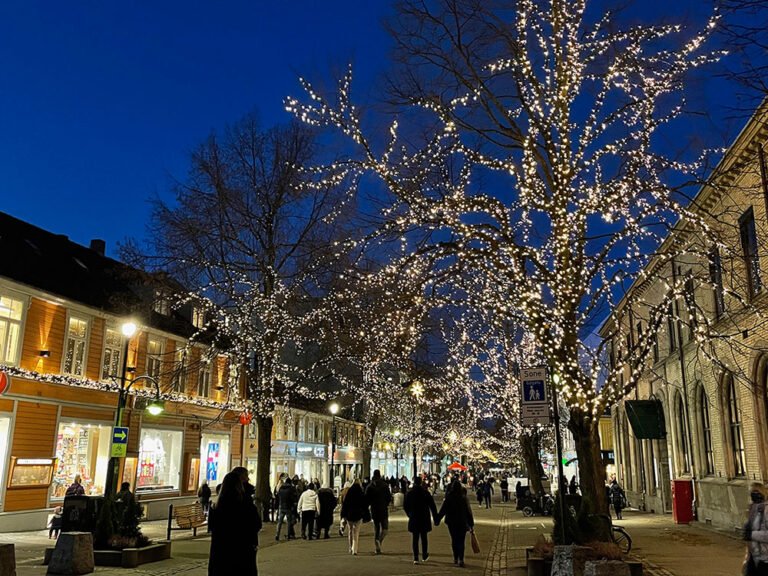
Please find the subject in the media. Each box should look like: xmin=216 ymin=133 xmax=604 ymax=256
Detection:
xmin=136 ymin=428 xmax=183 ymax=493
xmin=0 ymin=416 xmax=10 ymax=509
xmin=270 ymin=440 xmax=328 ymax=486
xmin=52 ymin=421 xmax=111 ymax=498
xmin=200 ymin=432 xmax=230 ymax=486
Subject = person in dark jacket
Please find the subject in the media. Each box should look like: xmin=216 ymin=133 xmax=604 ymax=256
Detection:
xmin=399 ymin=475 xmax=410 ymax=494
xmin=404 ymin=476 xmax=439 ymax=564
xmin=275 ymin=478 xmax=298 ymax=541
xmin=198 ymin=481 xmax=212 ymax=514
xmin=500 ymin=477 xmax=509 ymax=503
xmin=314 ymin=486 xmax=337 ymax=538
xmin=437 ymin=479 xmax=475 ymax=567
xmin=365 ymin=469 xmax=392 ymax=554
xmin=482 ymin=480 xmax=494 ymax=509
xmin=208 ymin=471 xmax=262 ymax=576
xmin=65 ymin=474 xmax=85 ymax=496
xmin=609 ymin=479 xmax=626 ymax=520
xmin=232 ymin=466 xmax=256 ymax=500
xmin=340 ymin=479 xmax=368 ymax=555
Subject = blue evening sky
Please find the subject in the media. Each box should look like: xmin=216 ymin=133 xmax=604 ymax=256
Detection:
xmin=0 ymin=0 xmax=744 ymax=258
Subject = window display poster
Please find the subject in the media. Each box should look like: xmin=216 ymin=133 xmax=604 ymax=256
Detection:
xmin=206 ymin=442 xmax=219 ymax=482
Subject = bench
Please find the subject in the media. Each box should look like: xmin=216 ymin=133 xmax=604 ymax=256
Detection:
xmin=166 ymin=503 xmax=207 ymax=540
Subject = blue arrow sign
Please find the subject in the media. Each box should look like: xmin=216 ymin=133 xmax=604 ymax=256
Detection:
xmin=112 ymin=427 xmax=128 ymax=444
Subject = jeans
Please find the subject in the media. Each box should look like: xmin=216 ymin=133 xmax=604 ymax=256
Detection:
xmin=448 ymin=525 xmax=467 ymax=562
xmin=411 ymin=531 xmax=429 ymax=561
xmin=373 ymin=515 xmax=389 ymax=543
xmin=484 ymin=494 xmax=492 ymax=508
xmin=347 ymin=520 xmax=362 ymax=554
xmin=301 ymin=511 xmax=316 ymax=539
xmin=275 ymin=508 xmax=295 ymax=539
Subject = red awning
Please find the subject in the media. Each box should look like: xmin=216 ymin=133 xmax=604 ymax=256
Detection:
xmin=447 ymin=461 xmax=467 ymax=471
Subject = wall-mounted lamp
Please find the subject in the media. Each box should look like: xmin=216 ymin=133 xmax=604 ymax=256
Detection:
xmin=39 ymin=350 xmax=50 ymax=358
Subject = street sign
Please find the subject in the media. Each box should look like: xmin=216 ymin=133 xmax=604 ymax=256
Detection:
xmin=520 ymin=366 xmax=551 ymax=426
xmin=111 ymin=426 xmax=129 ymax=458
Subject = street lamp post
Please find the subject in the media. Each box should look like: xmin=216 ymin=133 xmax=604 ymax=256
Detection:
xmin=410 ymin=381 xmax=424 ymax=481
xmin=103 ymin=321 xmax=165 ymax=496
xmin=329 ymin=402 xmax=339 ymax=490
xmin=394 ymin=430 xmax=401 ymax=478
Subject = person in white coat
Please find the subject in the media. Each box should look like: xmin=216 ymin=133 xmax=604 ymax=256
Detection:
xmin=297 ymin=483 xmax=321 ymax=540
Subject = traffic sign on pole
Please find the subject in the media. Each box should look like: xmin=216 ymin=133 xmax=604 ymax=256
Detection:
xmin=520 ymin=366 xmax=551 ymax=426
xmin=111 ymin=426 xmax=129 ymax=458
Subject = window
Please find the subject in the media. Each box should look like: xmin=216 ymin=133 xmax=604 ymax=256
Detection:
xmin=739 ymin=207 xmax=763 ymax=298
xmin=137 ymin=428 xmax=183 ymax=492
xmin=0 ymin=294 xmax=24 ymax=365
xmin=652 ymin=330 xmax=660 ymax=363
xmin=306 ymin=418 xmax=314 ymax=442
xmin=101 ymin=327 xmax=123 ymax=380
xmin=700 ymin=387 xmax=715 ymax=475
xmin=708 ymin=246 xmax=725 ymax=318
xmin=52 ymin=422 xmax=111 ymax=498
xmin=170 ymin=345 xmax=186 ymax=393
xmin=676 ymin=394 xmax=690 ymax=473
xmin=63 ymin=316 xmax=88 ymax=376
xmin=684 ymin=277 xmax=696 ymax=342
xmin=726 ymin=375 xmax=746 ymax=477
xmin=152 ymin=290 xmax=171 ymax=316
xmin=667 ymin=303 xmax=677 ymax=353
xmin=146 ymin=338 xmax=163 ymax=380
xmin=197 ymin=362 xmax=211 ymax=397
xmin=192 ymin=307 xmax=205 ymax=329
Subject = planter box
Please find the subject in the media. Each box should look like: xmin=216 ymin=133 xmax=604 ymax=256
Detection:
xmin=46 ymin=541 xmax=171 ymax=569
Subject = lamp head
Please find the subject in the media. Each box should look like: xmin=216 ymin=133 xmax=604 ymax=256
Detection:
xmin=121 ymin=321 xmax=138 ymax=338
xmin=146 ymin=399 xmax=165 ymax=416
xmin=329 ymin=402 xmax=339 ymax=416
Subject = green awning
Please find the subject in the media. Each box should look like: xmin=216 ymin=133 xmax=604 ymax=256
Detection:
xmin=625 ymin=400 xmax=666 ymax=439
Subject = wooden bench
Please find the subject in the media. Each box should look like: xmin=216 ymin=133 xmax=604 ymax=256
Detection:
xmin=166 ymin=503 xmax=207 ymax=540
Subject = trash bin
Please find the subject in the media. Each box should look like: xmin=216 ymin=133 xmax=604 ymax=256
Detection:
xmin=671 ymin=479 xmax=694 ymax=524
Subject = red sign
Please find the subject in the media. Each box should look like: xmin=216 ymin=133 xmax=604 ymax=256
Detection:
xmin=0 ymin=371 xmax=8 ymax=395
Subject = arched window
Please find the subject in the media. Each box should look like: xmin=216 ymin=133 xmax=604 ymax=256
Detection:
xmin=725 ymin=374 xmax=746 ymax=477
xmin=676 ymin=393 xmax=690 ymax=474
xmin=699 ymin=386 xmax=715 ymax=475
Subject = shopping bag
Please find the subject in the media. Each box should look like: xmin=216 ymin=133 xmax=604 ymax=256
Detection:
xmin=470 ymin=529 xmax=481 ymax=554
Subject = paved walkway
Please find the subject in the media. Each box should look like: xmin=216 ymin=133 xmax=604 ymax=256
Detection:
xmin=1 ymin=500 xmax=749 ymax=575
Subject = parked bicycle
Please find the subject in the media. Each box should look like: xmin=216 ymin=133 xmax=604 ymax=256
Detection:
xmin=591 ymin=513 xmax=632 ymax=554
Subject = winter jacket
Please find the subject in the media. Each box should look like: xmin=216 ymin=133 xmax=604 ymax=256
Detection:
xmin=316 ymin=488 xmax=337 ymax=529
xmin=749 ymin=502 xmax=768 ymax=566
xmin=365 ymin=477 xmax=392 ymax=520
xmin=297 ymin=489 xmax=321 ymax=513
xmin=277 ymin=483 xmax=298 ymax=511
xmin=340 ymin=483 xmax=368 ymax=522
xmin=208 ymin=494 xmax=262 ymax=576
xmin=404 ymin=485 xmax=439 ymax=533
xmin=438 ymin=488 xmax=474 ymax=531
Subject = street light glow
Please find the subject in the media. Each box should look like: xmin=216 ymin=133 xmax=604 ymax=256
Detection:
xmin=121 ymin=321 xmax=138 ymax=338
xmin=329 ymin=402 xmax=339 ymax=415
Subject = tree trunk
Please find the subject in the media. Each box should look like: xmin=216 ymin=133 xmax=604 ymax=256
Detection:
xmin=568 ymin=409 xmax=608 ymax=516
xmin=362 ymin=412 xmax=378 ymax=480
xmin=255 ymin=414 xmax=274 ymax=522
xmin=521 ymin=431 xmax=544 ymax=495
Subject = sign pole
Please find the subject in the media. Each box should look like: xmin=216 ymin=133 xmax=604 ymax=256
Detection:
xmin=551 ymin=372 xmax=567 ymax=545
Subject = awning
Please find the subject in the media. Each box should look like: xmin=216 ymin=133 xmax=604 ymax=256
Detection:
xmin=625 ymin=400 xmax=666 ymax=439
xmin=447 ymin=461 xmax=467 ymax=471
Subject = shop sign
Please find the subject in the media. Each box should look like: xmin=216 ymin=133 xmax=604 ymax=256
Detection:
xmin=110 ymin=426 xmax=129 ymax=457
xmin=0 ymin=371 xmax=8 ymax=395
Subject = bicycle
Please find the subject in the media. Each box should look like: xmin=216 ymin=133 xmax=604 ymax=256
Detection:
xmin=590 ymin=513 xmax=632 ymax=554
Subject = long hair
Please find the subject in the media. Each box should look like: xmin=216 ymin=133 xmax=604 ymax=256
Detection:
xmin=217 ymin=471 xmax=245 ymax=508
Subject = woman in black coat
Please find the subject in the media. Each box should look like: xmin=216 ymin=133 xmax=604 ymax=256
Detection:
xmin=437 ymin=480 xmax=475 ymax=567
xmin=403 ymin=477 xmax=439 ymax=564
xmin=315 ymin=487 xmax=337 ymax=538
xmin=340 ymin=480 xmax=368 ymax=555
xmin=208 ymin=471 xmax=262 ymax=576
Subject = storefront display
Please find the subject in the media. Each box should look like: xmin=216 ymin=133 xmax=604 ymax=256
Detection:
xmin=200 ymin=433 xmax=230 ymax=486
xmin=8 ymin=457 xmax=56 ymax=488
xmin=137 ymin=428 xmax=182 ymax=492
xmin=52 ymin=422 xmax=111 ymax=498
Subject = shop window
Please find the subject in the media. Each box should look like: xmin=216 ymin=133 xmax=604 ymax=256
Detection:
xmin=699 ymin=386 xmax=715 ymax=475
xmin=0 ymin=294 xmax=24 ymax=365
xmin=137 ymin=428 xmax=183 ymax=492
xmin=201 ymin=433 xmax=230 ymax=487
xmin=197 ymin=363 xmax=211 ymax=397
xmin=52 ymin=422 xmax=111 ymax=498
xmin=146 ymin=338 xmax=163 ymax=380
xmin=63 ymin=316 xmax=89 ymax=376
xmin=101 ymin=327 xmax=123 ymax=380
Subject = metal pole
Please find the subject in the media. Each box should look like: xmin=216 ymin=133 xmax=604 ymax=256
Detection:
xmin=330 ymin=416 xmax=336 ymax=490
xmin=104 ymin=336 xmax=131 ymax=496
xmin=551 ymin=372 xmax=567 ymax=544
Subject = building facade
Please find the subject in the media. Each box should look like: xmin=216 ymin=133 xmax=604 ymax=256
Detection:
xmin=605 ymin=103 xmax=768 ymax=531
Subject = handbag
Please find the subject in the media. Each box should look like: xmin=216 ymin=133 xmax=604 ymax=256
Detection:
xmin=470 ymin=529 xmax=481 ymax=554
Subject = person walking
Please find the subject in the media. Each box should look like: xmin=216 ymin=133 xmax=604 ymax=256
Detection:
xmin=609 ymin=478 xmax=626 ymax=520
xmin=65 ymin=474 xmax=85 ymax=496
xmin=437 ymin=479 xmax=474 ymax=567
xmin=297 ymin=483 xmax=320 ymax=540
xmin=365 ymin=469 xmax=392 ymax=554
xmin=744 ymin=482 xmax=768 ymax=575
xmin=338 ymin=480 xmax=353 ymax=536
xmin=275 ymin=477 xmax=298 ymax=541
xmin=340 ymin=479 xmax=368 ymax=555
xmin=569 ymin=475 xmax=579 ymax=496
xmin=482 ymin=479 xmax=494 ymax=509
xmin=404 ymin=476 xmax=439 ymax=565
xmin=500 ymin=477 xmax=509 ymax=503
xmin=198 ymin=481 xmax=212 ymax=515
xmin=208 ymin=471 xmax=262 ymax=576
xmin=475 ymin=480 xmax=484 ymax=507
xmin=315 ymin=486 xmax=337 ymax=539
